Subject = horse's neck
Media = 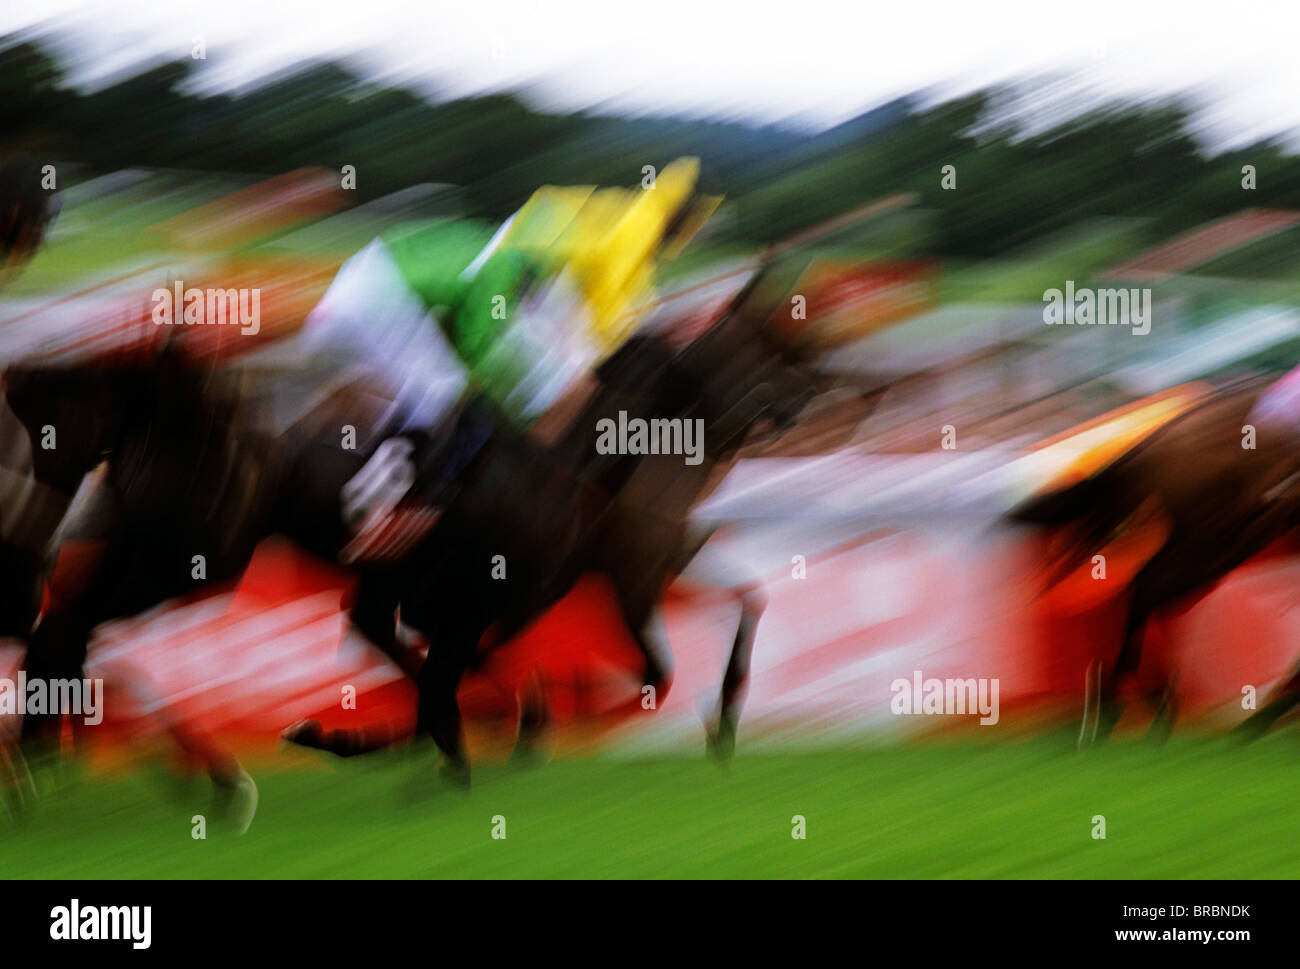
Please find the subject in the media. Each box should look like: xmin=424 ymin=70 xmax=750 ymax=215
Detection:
xmin=555 ymin=383 xmax=660 ymax=491
xmin=613 ymin=448 xmax=718 ymax=525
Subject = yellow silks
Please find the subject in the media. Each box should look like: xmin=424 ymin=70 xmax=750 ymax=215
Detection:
xmin=502 ymin=157 xmax=704 ymax=358
xmin=501 ymin=186 xmax=594 ymax=255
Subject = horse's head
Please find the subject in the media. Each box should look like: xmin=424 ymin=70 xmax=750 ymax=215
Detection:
xmin=557 ymin=260 xmax=824 ymax=497
xmin=2 ymin=362 xmax=142 ymax=496
xmin=1 ymin=155 xmax=59 ymax=282
xmin=0 ymin=362 xmax=144 ymax=639
xmin=5 ymin=345 xmax=247 ymax=501
xmin=671 ymin=263 xmax=819 ymax=460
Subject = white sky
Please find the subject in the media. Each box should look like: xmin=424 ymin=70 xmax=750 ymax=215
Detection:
xmin=4 ymin=0 xmax=1298 ymax=145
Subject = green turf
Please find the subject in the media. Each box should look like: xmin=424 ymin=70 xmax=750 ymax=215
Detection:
xmin=3 ymin=733 xmax=1299 ymax=879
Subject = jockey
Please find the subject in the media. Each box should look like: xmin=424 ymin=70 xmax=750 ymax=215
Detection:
xmin=386 ymin=156 xmax=706 ymax=430
xmin=299 ymin=158 xmax=711 ymax=516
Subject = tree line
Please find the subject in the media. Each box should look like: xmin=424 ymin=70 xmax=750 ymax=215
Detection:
xmin=5 ymin=32 xmax=1300 ymax=259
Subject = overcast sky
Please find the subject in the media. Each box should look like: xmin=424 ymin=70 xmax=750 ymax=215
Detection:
xmin=4 ymin=0 xmax=1297 ymax=146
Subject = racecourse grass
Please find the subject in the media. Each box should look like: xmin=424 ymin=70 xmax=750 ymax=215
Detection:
xmin=4 ymin=732 xmax=1299 ymax=879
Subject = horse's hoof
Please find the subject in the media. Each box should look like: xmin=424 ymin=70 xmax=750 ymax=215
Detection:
xmin=706 ymin=714 xmax=737 ymax=764
xmin=508 ymin=743 xmax=545 ymax=770
xmin=1231 ymin=719 xmax=1265 ymax=744
xmin=1233 ymin=693 xmax=1300 ymax=744
xmin=0 ymin=743 xmax=37 ymax=821
xmin=1095 ymin=700 xmax=1123 ymax=744
xmin=439 ymin=759 xmax=471 ymax=791
xmin=1232 ymin=712 xmax=1279 ymax=745
xmin=1079 ymin=691 xmax=1123 ymax=749
xmin=1144 ymin=717 xmax=1173 ymax=746
xmin=280 ymin=719 xmax=325 ymax=750
xmin=18 ymin=745 xmax=70 ymax=798
xmin=213 ymin=767 xmax=258 ymax=835
xmin=705 ymin=732 xmax=733 ymax=765
xmin=1145 ymin=690 xmax=1177 ymax=746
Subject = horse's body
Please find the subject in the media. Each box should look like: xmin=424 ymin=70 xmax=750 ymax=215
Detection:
xmin=299 ymin=284 xmax=829 ymax=779
xmin=2 ymin=267 xmax=840 ymax=795
xmin=1008 ymin=376 xmax=1300 ymax=741
xmin=0 ymin=356 xmax=279 ymax=824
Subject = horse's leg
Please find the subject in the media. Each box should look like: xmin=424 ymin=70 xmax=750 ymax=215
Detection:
xmin=1089 ymin=542 xmax=1182 ymax=747
xmin=1232 ymin=500 xmax=1300 ymax=740
xmin=17 ymin=570 xmax=139 ymax=800
xmin=676 ymin=534 xmax=766 ymax=760
xmin=1145 ymin=673 xmax=1180 ymax=745
xmin=19 ymin=484 xmax=124 ymax=760
xmin=127 ymin=550 xmax=260 ymax=829
xmin=109 ymin=672 xmax=258 ymax=833
xmin=271 ymin=436 xmax=426 ymax=757
xmin=26 ymin=532 xmax=260 ymax=825
xmin=1091 ymin=601 xmax=1153 ymax=744
xmin=163 ymin=713 xmax=256 ymax=829
xmin=413 ymin=614 xmax=482 ymax=788
xmin=0 ymin=537 xmax=43 ymax=812
xmin=0 ymin=734 xmax=37 ymax=820
xmin=282 ymin=564 xmax=429 ymax=757
xmin=612 ymin=583 xmax=674 ymax=704
xmin=19 ymin=608 xmax=99 ymax=761
xmin=0 ymin=538 xmax=44 ymax=640
xmin=351 ymin=567 xmax=423 ymax=678
xmin=709 ymin=587 xmax=764 ymax=761
xmin=598 ymin=510 xmax=678 ymax=702
xmin=1089 ymin=523 xmax=1203 ymax=746
xmin=510 ymin=670 xmax=551 ymax=766
xmin=1092 ymin=515 xmax=1277 ymax=745
xmin=282 ymin=546 xmax=413 ymax=761
xmin=1235 ymin=664 xmax=1300 ymax=741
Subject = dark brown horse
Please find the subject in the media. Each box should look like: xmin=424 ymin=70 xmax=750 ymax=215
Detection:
xmin=0 ymin=352 xmax=272 ymax=825
xmin=0 ymin=262 xmax=855 ymax=805
xmin=289 ymin=266 xmax=843 ymax=781
xmin=1007 ymin=375 xmax=1300 ymax=743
